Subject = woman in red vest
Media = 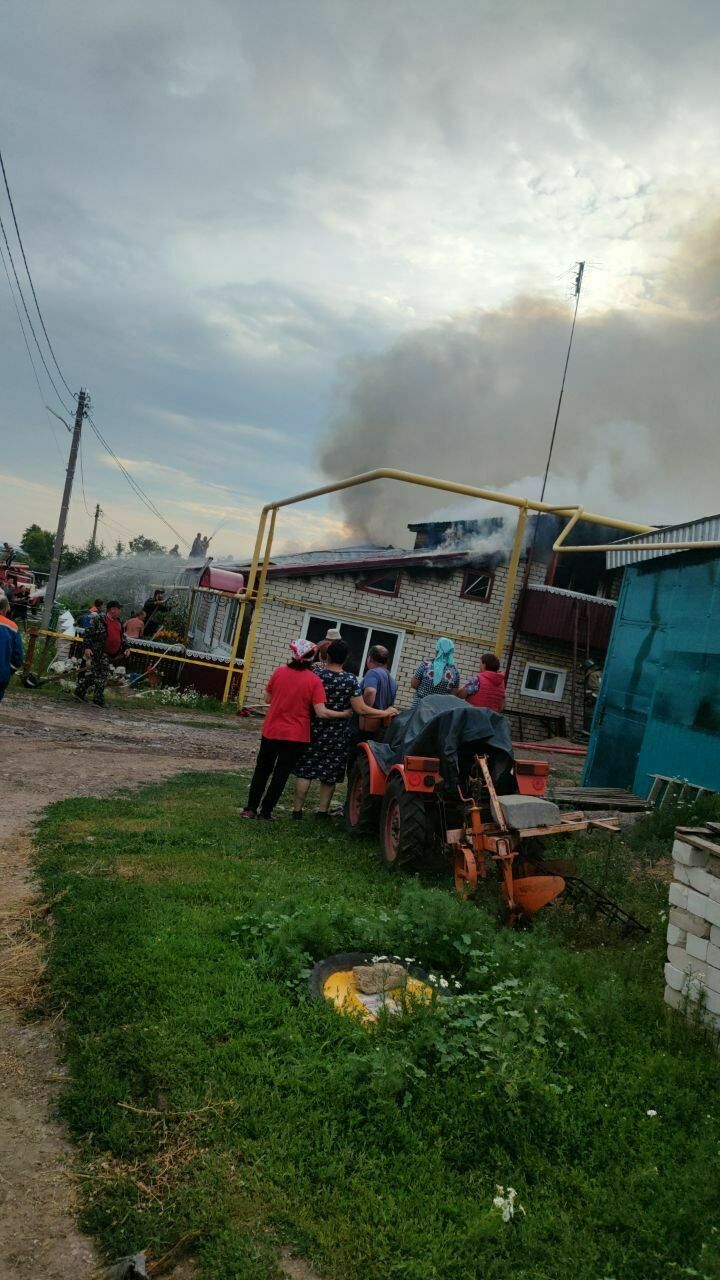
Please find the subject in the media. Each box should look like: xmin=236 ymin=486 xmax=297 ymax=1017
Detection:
xmin=456 ymin=652 xmax=506 ymax=712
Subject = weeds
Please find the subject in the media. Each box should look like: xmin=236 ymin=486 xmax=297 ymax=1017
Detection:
xmin=35 ymin=773 xmax=720 ymax=1280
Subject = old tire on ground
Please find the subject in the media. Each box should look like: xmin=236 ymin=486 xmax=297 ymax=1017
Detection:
xmin=345 ymin=755 xmax=381 ymax=836
xmin=380 ymin=776 xmax=432 ymax=871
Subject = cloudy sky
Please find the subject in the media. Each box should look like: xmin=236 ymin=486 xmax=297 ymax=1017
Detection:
xmin=1 ymin=1 xmax=719 ymax=556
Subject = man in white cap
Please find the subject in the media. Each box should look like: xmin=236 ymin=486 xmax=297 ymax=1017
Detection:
xmin=241 ymin=639 xmax=352 ymax=820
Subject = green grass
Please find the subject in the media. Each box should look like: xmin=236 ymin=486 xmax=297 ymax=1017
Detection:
xmin=35 ymin=777 xmax=720 ymax=1280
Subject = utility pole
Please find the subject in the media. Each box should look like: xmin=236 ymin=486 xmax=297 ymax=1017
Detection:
xmin=40 ymin=388 xmax=88 ymax=630
xmin=90 ymin=502 xmax=102 ymax=554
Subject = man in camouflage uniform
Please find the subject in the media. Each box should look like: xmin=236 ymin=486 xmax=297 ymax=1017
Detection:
xmin=74 ymin=600 xmax=128 ymax=708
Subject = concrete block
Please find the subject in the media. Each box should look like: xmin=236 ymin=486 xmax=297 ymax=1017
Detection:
xmin=664 ymin=962 xmax=685 ymax=992
xmin=673 ymin=864 xmax=691 ymax=886
xmin=666 ymin=923 xmax=686 ymax=947
xmin=669 ymin=882 xmax=689 ymax=910
xmin=687 ymin=933 xmax=709 ymax=963
xmin=670 ymin=907 xmax=710 ymax=938
xmin=707 ymin=941 xmax=720 ymax=971
xmin=673 ymin=839 xmax=709 ymax=868
xmin=686 ymin=867 xmax=717 ymax=898
xmin=703 ymin=987 xmax=720 ymax=1017
xmin=688 ymin=890 xmax=720 ymax=927
xmin=708 ymin=878 xmax=720 ymax=905
xmin=664 ymin=984 xmax=684 ymax=1011
xmin=667 ymin=944 xmax=689 ymax=969
xmin=711 ymin=925 xmax=720 ymax=948
xmin=705 ymin=964 xmax=720 ymax=995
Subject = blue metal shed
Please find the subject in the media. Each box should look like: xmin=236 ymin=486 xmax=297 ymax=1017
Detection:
xmin=583 ymin=537 xmax=720 ymax=796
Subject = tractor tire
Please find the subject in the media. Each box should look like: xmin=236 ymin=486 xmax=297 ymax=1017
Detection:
xmin=380 ymin=776 xmax=433 ymax=872
xmin=345 ymin=755 xmax=381 ymax=837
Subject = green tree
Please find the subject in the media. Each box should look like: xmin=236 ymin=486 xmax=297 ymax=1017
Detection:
xmin=61 ymin=539 xmax=107 ymax=574
xmin=128 ymin=535 xmax=166 ymax=555
xmin=21 ymin=524 xmax=55 ymax=571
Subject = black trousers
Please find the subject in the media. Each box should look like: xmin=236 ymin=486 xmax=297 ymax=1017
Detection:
xmin=246 ymin=737 xmax=303 ymax=816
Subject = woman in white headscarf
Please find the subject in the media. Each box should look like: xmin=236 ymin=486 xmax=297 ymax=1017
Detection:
xmin=410 ymin=636 xmax=460 ymax=700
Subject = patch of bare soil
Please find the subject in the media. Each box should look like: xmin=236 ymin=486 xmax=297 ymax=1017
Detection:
xmin=0 ymin=690 xmax=260 ymax=1280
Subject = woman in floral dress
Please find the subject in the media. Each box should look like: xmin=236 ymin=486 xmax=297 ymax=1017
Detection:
xmin=292 ymin=638 xmax=396 ymax=818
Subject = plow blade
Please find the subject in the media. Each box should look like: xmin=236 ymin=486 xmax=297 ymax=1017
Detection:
xmin=511 ymin=874 xmax=565 ymax=917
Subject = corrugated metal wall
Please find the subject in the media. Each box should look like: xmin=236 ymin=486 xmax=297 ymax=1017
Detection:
xmin=583 ymin=551 xmax=720 ymax=795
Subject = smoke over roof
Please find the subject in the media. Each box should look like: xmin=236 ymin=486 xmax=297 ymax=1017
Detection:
xmin=319 ymin=216 xmax=720 ymax=545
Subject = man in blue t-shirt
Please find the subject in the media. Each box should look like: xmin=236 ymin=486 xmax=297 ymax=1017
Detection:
xmin=361 ymin=645 xmax=398 ymax=710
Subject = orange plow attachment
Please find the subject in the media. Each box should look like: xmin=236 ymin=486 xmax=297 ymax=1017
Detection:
xmin=506 ymin=873 xmax=565 ymax=916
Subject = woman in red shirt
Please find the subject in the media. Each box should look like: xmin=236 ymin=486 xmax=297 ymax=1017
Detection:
xmin=242 ymin=639 xmax=351 ymax=820
xmin=455 ymin=652 xmax=506 ymax=713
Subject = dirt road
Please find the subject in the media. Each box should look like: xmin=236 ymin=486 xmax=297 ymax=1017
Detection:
xmin=0 ymin=690 xmax=260 ymax=1280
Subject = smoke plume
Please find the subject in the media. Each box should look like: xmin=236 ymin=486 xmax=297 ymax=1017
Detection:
xmin=319 ymin=216 xmax=720 ymax=545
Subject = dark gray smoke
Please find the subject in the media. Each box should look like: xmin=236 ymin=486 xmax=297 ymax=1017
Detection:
xmin=320 ymin=217 xmax=720 ymax=544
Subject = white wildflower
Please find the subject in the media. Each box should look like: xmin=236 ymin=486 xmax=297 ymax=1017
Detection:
xmin=492 ymin=1184 xmax=524 ymax=1223
xmin=454 ymin=980 xmax=462 ymax=989
xmin=439 ymin=978 xmax=449 ymax=989
xmin=646 ymin=1109 xmax=658 ymax=1117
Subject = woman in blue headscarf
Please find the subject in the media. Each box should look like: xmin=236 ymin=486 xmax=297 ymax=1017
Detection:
xmin=410 ymin=637 xmax=460 ymax=699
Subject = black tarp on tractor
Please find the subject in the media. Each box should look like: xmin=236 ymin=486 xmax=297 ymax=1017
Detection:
xmin=367 ymin=696 xmax=515 ymax=792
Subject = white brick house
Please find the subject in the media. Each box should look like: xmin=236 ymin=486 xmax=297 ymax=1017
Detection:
xmin=194 ymin=520 xmax=620 ymax=739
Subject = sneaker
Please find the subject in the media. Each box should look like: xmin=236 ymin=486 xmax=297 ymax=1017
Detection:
xmin=73 ymin=690 xmax=86 ymax=704
xmin=92 ymin=698 xmax=106 ymax=708
xmin=314 ymin=810 xmax=330 ymax=820
xmin=258 ymin=812 xmax=276 ymax=822
xmin=240 ymin=808 xmax=257 ymax=820
xmin=291 ymin=811 xmax=304 ymax=821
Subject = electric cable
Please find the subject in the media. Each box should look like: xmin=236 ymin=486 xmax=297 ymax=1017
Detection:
xmin=0 ymin=206 xmax=72 ymax=415
xmin=0 ymin=145 xmax=75 ymax=400
xmin=0 ymin=234 xmax=66 ymax=465
xmin=78 ymin=439 xmax=93 ymax=519
xmin=86 ymin=412 xmax=189 ymax=548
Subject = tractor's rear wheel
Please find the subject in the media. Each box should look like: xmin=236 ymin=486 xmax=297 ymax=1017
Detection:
xmin=380 ymin=777 xmax=432 ymax=871
xmin=345 ymin=755 xmax=381 ymax=836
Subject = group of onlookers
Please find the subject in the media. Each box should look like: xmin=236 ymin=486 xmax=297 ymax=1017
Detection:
xmin=411 ymin=636 xmax=506 ymax=712
xmin=242 ymin=633 xmax=507 ymax=822
xmin=72 ymin=590 xmax=170 ymax=707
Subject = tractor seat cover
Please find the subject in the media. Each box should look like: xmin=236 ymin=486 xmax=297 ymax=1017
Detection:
xmin=499 ymin=795 xmax=561 ymax=829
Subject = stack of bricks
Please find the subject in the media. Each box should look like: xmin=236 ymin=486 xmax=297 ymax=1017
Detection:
xmin=665 ymin=826 xmax=720 ymax=1026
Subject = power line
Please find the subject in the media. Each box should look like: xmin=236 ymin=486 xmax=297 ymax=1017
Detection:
xmin=0 ymin=234 xmax=65 ymax=466
xmin=86 ymin=412 xmax=189 ymax=547
xmin=78 ymin=439 xmax=93 ymax=519
xmin=0 ymin=206 xmax=72 ymax=415
xmin=0 ymin=146 xmax=75 ymax=400
xmin=539 ymin=260 xmax=585 ymax=504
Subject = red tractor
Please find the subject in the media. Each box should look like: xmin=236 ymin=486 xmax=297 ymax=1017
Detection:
xmin=345 ymin=700 xmax=618 ymax=925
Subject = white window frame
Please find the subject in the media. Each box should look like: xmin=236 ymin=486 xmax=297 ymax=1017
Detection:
xmin=300 ymin=610 xmax=405 ymax=678
xmin=520 ymin=662 xmax=567 ymax=702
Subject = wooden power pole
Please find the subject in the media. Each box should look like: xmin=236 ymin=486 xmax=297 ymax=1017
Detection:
xmin=40 ymin=388 xmax=89 ymax=630
xmin=90 ymin=502 xmax=102 ymax=554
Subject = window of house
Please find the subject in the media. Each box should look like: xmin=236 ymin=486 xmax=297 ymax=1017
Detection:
xmin=521 ymin=663 xmax=567 ymax=702
xmin=460 ymin=568 xmax=494 ymax=602
xmin=301 ymin=612 xmax=404 ymax=677
xmin=356 ymin=569 xmax=401 ymax=597
xmin=220 ymin=600 xmax=239 ymax=648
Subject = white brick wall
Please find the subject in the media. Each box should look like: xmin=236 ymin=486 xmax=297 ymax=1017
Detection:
xmin=664 ymin=831 xmax=720 ymax=1032
xmin=244 ymin=562 xmax=593 ymax=735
